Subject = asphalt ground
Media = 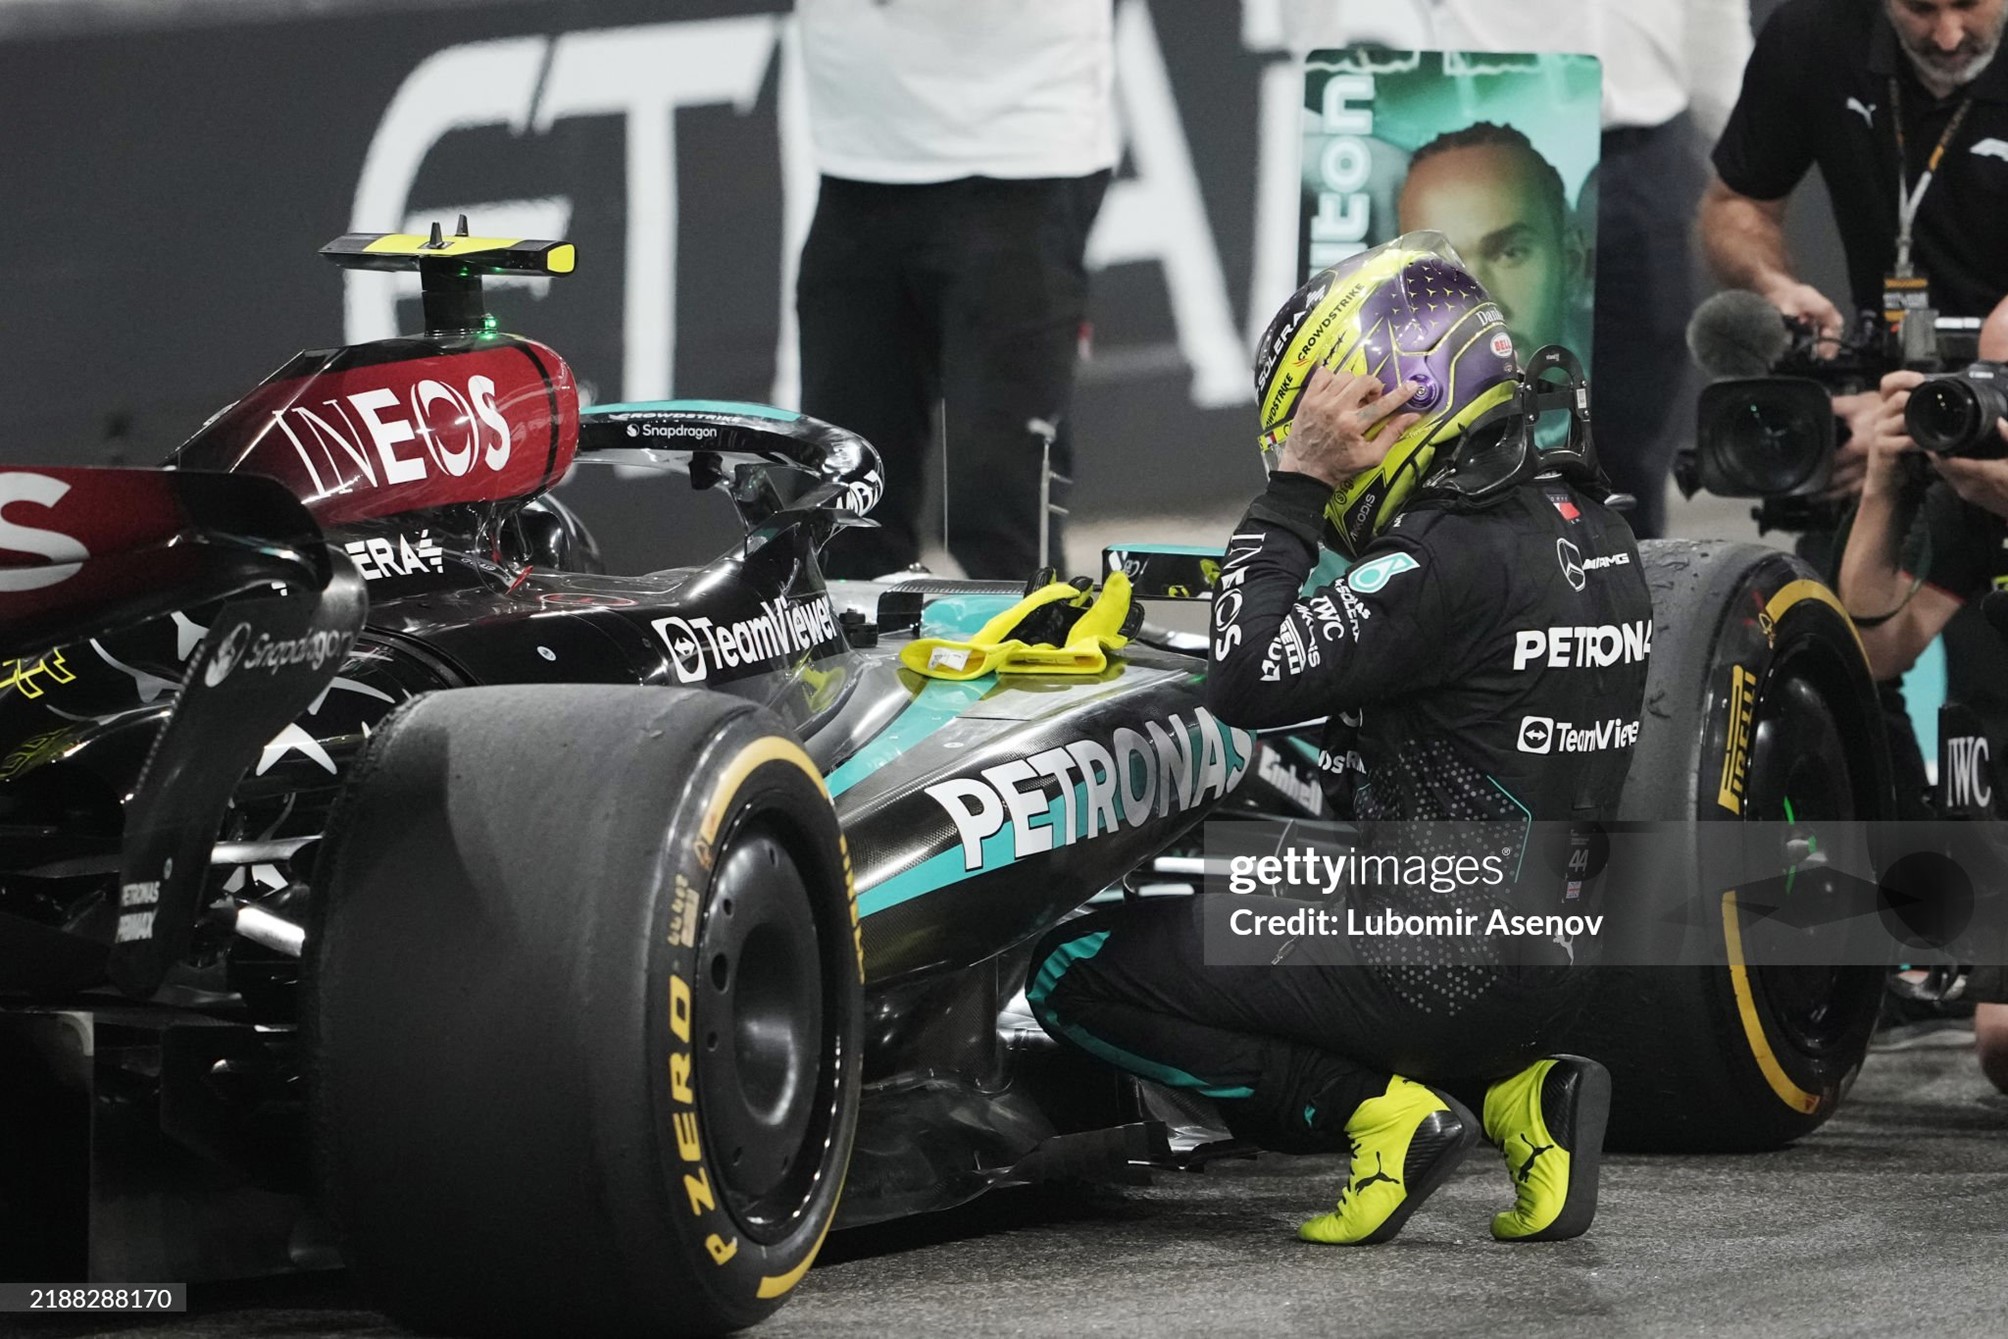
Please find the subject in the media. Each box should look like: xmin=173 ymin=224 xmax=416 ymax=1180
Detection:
xmin=12 ymin=1044 xmax=2005 ymax=1339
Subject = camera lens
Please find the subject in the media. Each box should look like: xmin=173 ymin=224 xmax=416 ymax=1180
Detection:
xmin=1906 ymin=378 xmax=1984 ymax=455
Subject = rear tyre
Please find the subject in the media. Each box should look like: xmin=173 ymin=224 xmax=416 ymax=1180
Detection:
xmin=1561 ymin=540 xmax=1892 ymax=1151
xmin=309 ymin=686 xmax=862 ymax=1336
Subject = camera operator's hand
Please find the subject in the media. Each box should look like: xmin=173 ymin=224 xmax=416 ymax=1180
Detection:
xmin=1760 ymin=278 xmax=1845 ymax=344
xmin=1827 ymin=390 xmax=1881 ymax=497
xmin=1858 ymin=370 xmax=1929 ymax=498
xmin=1277 ymin=364 xmax=1422 ymax=488
xmin=1933 ymin=442 xmax=2008 ymax=519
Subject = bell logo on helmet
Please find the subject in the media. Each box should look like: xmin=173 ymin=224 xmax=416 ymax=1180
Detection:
xmin=1346 ymin=552 xmax=1420 ymax=594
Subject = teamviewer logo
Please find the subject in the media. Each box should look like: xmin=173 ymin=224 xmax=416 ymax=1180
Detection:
xmin=1517 ymin=715 xmax=1554 ymax=754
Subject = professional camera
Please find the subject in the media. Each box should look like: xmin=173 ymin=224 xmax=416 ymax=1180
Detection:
xmin=1904 ymin=361 xmax=2008 ymax=458
xmin=1675 ymin=292 xmax=1981 ymax=532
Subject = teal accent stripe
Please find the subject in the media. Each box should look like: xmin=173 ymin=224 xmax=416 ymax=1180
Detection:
xmin=918 ymin=593 xmax=1021 ymax=640
xmin=1026 ymin=929 xmax=1110 ymax=1012
xmin=1026 ymin=930 xmax=1255 ymax=1101
xmin=858 ymin=711 xmax=1246 ymax=917
xmin=1487 ymin=775 xmax=1532 ymax=882
xmin=826 ymin=676 xmax=994 ymax=798
xmin=1106 ymin=542 xmax=1225 ymax=556
xmin=1903 ymin=634 xmax=1947 ymax=767
xmin=859 ymin=846 xmax=976 ymax=918
xmin=584 ymin=398 xmax=800 ymax=422
xmin=1284 ymin=735 xmax=1322 ymax=766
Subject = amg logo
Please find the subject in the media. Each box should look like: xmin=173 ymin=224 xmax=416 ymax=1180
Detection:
xmin=1944 ymin=735 xmax=1993 ymax=811
xmin=1517 ymin=714 xmax=1641 ymax=755
xmin=1717 ymin=664 xmax=1758 ymax=813
xmin=1512 ymin=621 xmax=1653 ymax=671
xmin=926 ymin=708 xmax=1253 ymax=872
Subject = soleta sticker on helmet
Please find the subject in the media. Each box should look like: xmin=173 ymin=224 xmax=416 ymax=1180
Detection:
xmin=1346 ymin=553 xmax=1420 ymax=594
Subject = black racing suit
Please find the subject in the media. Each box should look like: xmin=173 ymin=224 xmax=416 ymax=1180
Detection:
xmin=1028 ymin=470 xmax=1653 ymax=1150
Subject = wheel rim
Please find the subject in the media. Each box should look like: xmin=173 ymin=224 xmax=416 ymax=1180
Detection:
xmin=694 ymin=821 xmax=834 ymax=1241
xmin=1738 ymin=639 xmax=1883 ymax=1060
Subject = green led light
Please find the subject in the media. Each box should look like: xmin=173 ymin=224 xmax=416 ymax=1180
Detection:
xmin=482 ymin=313 xmax=498 ymax=334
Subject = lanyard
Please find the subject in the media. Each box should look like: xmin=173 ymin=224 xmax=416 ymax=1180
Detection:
xmin=1891 ymin=76 xmax=1975 ymax=276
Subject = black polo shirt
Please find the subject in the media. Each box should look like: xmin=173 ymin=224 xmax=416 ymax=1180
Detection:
xmin=1713 ymin=0 xmax=2008 ymax=318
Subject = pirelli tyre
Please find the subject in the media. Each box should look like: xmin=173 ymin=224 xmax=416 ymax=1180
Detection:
xmin=308 ymin=686 xmax=862 ymax=1337
xmin=1559 ymin=539 xmax=1893 ymax=1152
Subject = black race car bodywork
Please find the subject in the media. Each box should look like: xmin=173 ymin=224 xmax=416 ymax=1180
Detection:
xmin=0 ymin=234 xmax=1321 ymax=1304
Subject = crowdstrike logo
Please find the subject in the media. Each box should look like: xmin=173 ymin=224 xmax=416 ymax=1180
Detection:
xmin=1516 ymin=714 xmax=1640 ymax=754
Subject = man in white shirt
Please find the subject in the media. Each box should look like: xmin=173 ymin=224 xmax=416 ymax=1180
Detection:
xmin=794 ymin=0 xmax=1118 ymax=579
xmin=1285 ymin=0 xmax=1755 ymax=536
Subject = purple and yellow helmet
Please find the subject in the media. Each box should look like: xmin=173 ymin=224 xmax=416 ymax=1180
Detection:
xmin=1253 ymin=232 xmax=1520 ymax=556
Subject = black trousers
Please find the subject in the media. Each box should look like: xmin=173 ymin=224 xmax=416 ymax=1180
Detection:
xmin=1027 ymin=895 xmax=1577 ymax=1154
xmin=1592 ymin=116 xmax=1706 ymax=540
xmin=797 ymin=172 xmax=1109 ymax=580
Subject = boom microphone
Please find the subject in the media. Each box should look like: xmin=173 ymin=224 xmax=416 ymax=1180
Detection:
xmin=1687 ymin=289 xmax=1794 ymax=379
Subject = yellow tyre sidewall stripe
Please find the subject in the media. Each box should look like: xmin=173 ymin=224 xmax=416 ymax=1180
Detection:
xmin=690 ymin=733 xmax=851 ymax=1299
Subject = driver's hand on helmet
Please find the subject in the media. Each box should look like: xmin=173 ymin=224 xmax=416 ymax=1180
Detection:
xmin=1277 ymin=364 xmax=1422 ymax=489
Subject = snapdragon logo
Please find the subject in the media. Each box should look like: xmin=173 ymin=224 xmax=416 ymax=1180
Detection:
xmin=625 ymin=421 xmax=719 ymax=441
xmin=202 ymin=623 xmax=254 ymax=687
xmin=239 ymin=629 xmax=355 ymax=677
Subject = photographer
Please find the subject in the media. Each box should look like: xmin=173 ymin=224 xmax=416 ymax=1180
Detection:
xmin=1700 ymin=0 xmax=2008 ymax=499
xmin=1837 ymin=302 xmax=2008 ymax=1081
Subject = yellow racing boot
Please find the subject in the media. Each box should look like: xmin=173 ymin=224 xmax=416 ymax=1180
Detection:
xmin=1298 ymin=1075 xmax=1478 ymax=1246
xmin=1482 ymin=1055 xmax=1611 ymax=1242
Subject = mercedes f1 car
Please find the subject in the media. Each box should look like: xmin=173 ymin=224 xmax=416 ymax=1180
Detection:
xmin=0 ymin=230 xmax=1894 ymax=1336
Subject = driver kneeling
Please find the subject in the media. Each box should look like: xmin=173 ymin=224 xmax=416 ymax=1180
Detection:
xmin=1028 ymin=235 xmax=1653 ymax=1245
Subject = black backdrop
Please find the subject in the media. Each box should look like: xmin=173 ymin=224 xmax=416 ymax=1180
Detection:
xmin=0 ymin=0 xmax=1845 ymax=570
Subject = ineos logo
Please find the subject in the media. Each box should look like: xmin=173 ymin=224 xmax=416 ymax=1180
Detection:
xmin=269 ymin=374 xmax=513 ymax=494
xmin=0 ymin=473 xmax=89 ymax=592
xmin=1556 ymin=538 xmax=1585 ymax=592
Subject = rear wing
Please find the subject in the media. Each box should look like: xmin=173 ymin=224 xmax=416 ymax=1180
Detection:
xmin=0 ymin=465 xmax=366 ymax=997
xmin=0 ymin=467 xmax=329 ymax=662
xmin=320 ymin=217 xmax=575 ymax=334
